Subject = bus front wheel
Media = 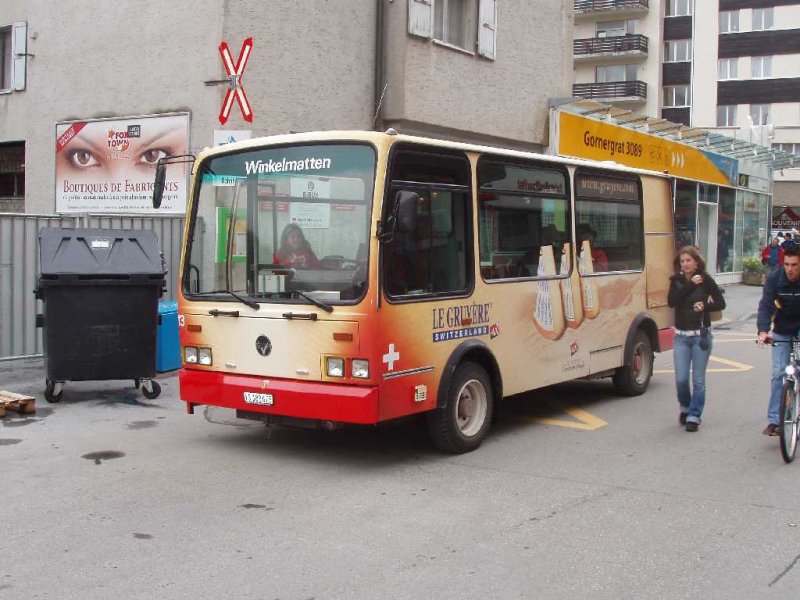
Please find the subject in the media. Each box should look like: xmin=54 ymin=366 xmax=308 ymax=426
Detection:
xmin=427 ymin=361 xmax=493 ymax=454
xmin=613 ymin=330 xmax=653 ymax=396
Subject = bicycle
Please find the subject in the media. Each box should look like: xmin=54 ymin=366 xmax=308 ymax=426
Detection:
xmin=766 ymin=337 xmax=800 ymax=463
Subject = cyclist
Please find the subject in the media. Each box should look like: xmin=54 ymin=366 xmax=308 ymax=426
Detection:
xmin=757 ymin=246 xmax=800 ymax=436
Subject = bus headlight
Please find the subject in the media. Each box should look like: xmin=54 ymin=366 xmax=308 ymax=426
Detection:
xmin=326 ymin=357 xmax=345 ymax=378
xmin=185 ymin=347 xmax=198 ymax=363
xmin=352 ymin=359 xmax=369 ymax=379
xmin=198 ymin=347 xmax=213 ymax=366
xmin=786 ymin=365 xmax=795 ymax=376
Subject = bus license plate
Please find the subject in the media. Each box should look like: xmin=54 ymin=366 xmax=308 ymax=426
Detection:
xmin=243 ymin=392 xmax=274 ymax=406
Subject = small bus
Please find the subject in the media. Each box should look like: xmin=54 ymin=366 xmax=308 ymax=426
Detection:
xmin=153 ymin=130 xmax=675 ymax=453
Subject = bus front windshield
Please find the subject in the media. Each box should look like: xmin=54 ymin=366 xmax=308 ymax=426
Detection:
xmin=185 ymin=143 xmax=376 ymax=305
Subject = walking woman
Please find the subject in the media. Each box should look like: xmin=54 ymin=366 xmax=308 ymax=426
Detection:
xmin=667 ymin=246 xmax=726 ymax=432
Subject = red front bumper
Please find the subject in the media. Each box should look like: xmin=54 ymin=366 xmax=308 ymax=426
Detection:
xmin=180 ymin=369 xmax=380 ymax=424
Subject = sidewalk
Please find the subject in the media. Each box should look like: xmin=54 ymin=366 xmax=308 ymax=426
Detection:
xmin=713 ymin=282 xmax=762 ymax=329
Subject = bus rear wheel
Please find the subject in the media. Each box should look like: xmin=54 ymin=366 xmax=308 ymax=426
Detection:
xmin=613 ymin=330 xmax=653 ymax=396
xmin=427 ymin=361 xmax=493 ymax=454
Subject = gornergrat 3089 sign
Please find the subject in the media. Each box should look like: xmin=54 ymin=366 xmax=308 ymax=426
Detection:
xmin=55 ymin=113 xmax=190 ymax=214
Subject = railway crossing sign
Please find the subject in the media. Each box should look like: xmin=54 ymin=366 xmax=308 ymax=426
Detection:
xmin=218 ymin=37 xmax=253 ymax=125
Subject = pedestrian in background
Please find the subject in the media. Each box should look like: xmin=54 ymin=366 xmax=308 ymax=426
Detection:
xmin=668 ymin=246 xmax=726 ymax=432
xmin=762 ymin=237 xmax=784 ymax=275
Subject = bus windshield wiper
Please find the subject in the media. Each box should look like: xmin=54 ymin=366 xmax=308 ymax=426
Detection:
xmin=291 ymin=290 xmax=334 ymax=313
xmin=198 ymin=289 xmax=260 ymax=311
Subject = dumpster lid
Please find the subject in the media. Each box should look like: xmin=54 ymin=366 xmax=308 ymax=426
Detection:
xmin=39 ymin=228 xmax=165 ymax=279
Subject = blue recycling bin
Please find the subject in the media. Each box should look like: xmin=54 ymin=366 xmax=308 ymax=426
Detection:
xmin=156 ymin=301 xmax=181 ymax=373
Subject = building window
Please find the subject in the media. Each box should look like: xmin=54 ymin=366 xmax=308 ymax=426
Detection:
xmin=596 ymin=64 xmax=637 ymax=83
xmin=664 ymin=85 xmax=690 ymax=107
xmin=718 ymin=58 xmax=738 ymax=80
xmin=716 ymin=105 xmax=737 ymax=127
xmin=0 ymin=142 xmax=25 ymax=212
xmin=434 ymin=0 xmax=474 ymax=50
xmin=0 ymin=27 xmax=11 ymax=91
xmin=751 ymin=56 xmax=772 ymax=79
xmin=596 ymin=20 xmax=632 ymax=37
xmin=666 ymin=0 xmax=692 ymax=17
xmin=750 ymin=103 xmax=771 ymax=125
xmin=719 ymin=10 xmax=739 ymax=33
xmin=664 ymin=39 xmax=691 ymax=62
xmin=753 ymin=7 xmax=774 ymax=31
xmin=775 ymin=143 xmax=800 ymax=157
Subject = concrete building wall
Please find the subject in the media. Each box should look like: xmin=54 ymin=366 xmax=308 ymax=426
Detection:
xmin=382 ymin=1 xmax=573 ymax=150
xmin=1 ymin=1 xmax=573 ymax=214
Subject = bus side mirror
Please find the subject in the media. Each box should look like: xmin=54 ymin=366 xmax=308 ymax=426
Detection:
xmin=152 ymin=162 xmax=167 ymax=209
xmin=379 ymin=191 xmax=418 ymax=241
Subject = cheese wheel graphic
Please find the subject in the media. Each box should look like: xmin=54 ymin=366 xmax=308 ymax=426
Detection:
xmin=559 ymin=242 xmax=584 ymax=329
xmin=578 ymin=240 xmax=600 ymax=319
xmin=533 ymin=245 xmax=565 ymax=340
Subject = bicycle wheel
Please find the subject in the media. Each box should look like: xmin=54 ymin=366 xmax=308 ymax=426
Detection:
xmin=779 ymin=380 xmax=799 ymax=463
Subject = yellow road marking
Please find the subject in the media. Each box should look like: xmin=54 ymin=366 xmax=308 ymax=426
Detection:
xmin=517 ymin=404 xmax=608 ymax=430
xmin=654 ymin=354 xmax=753 ymax=374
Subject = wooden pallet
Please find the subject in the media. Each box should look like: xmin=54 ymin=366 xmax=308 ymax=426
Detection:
xmin=0 ymin=391 xmax=36 ymax=418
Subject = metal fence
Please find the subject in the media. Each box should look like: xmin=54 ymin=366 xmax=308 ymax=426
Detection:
xmin=0 ymin=213 xmax=185 ymax=361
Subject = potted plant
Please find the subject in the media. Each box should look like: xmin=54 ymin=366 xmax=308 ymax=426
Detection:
xmin=742 ymin=256 xmax=764 ymax=286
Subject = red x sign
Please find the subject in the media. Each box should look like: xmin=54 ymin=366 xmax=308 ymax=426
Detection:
xmin=218 ymin=37 xmax=253 ymax=125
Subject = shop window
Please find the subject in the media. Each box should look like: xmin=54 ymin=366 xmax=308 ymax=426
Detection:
xmin=720 ymin=10 xmax=739 ymax=33
xmin=674 ymin=180 xmax=697 ymax=249
xmin=718 ymin=58 xmax=738 ymax=80
xmin=383 ymin=147 xmax=471 ymax=298
xmin=717 ymin=187 xmax=736 ymax=273
xmin=574 ymin=171 xmax=643 ymax=273
xmin=477 ymin=159 xmax=570 ymax=280
xmin=717 ymin=105 xmax=737 ymax=127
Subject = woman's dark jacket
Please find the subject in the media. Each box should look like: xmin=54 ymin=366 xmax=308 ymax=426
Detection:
xmin=668 ymin=272 xmax=726 ymax=330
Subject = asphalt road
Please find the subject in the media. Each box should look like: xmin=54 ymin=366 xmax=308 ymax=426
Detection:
xmin=2 ymin=301 xmax=799 ymax=599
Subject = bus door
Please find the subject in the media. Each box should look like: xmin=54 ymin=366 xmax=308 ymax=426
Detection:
xmin=377 ymin=145 xmax=473 ymax=421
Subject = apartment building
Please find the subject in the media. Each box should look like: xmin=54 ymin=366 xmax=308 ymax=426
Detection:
xmin=573 ymin=0 xmax=800 ymax=211
xmin=694 ymin=0 xmax=800 ymax=209
xmin=0 ymin=0 xmax=573 ymax=214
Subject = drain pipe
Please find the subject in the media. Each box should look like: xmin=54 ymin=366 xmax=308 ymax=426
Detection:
xmin=373 ymin=0 xmax=386 ymax=131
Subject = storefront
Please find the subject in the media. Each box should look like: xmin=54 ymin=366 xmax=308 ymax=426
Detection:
xmin=550 ymin=102 xmax=778 ymax=283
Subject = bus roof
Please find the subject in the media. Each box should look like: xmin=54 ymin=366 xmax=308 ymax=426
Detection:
xmin=197 ymin=129 xmax=672 ymax=180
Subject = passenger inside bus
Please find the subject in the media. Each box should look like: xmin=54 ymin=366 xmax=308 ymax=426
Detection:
xmin=577 ymin=223 xmax=609 ymax=272
xmin=273 ymin=223 xmax=320 ymax=269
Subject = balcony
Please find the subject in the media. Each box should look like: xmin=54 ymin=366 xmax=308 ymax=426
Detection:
xmin=574 ymin=34 xmax=648 ymax=61
xmin=574 ymin=0 xmax=649 ymax=18
xmin=572 ymin=80 xmax=647 ymax=103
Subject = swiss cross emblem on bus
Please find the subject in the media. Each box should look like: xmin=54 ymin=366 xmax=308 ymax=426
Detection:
xmin=218 ymin=37 xmax=254 ymax=125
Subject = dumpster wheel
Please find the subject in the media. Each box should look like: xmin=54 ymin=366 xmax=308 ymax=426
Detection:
xmin=44 ymin=380 xmax=63 ymax=403
xmin=141 ymin=379 xmax=161 ymax=400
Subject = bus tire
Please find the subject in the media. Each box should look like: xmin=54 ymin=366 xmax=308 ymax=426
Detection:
xmin=612 ymin=330 xmax=653 ymax=396
xmin=426 ymin=361 xmax=493 ymax=454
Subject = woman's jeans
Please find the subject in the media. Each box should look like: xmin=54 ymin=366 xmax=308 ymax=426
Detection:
xmin=673 ymin=332 xmax=712 ymax=423
xmin=769 ymin=332 xmax=792 ymax=425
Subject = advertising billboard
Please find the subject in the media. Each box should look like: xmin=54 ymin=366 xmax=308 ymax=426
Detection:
xmin=55 ymin=113 xmax=190 ymax=213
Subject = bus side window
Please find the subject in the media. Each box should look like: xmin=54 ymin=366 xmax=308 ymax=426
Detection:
xmin=574 ymin=170 xmax=643 ymax=272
